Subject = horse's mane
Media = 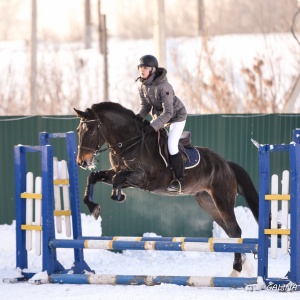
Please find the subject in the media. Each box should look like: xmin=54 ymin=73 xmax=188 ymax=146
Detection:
xmin=91 ymin=102 xmax=136 ymax=120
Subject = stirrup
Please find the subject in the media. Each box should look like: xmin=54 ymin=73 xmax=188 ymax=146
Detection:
xmin=167 ymin=179 xmax=184 ymax=193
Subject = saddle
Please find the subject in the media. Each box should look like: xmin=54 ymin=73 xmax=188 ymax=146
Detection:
xmin=158 ymin=129 xmax=200 ymax=169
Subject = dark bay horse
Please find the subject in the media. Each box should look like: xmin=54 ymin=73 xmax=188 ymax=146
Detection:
xmin=74 ymin=102 xmax=259 ymax=276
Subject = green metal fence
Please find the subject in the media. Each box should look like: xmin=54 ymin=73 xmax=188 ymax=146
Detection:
xmin=1 ymin=114 xmax=299 ymax=237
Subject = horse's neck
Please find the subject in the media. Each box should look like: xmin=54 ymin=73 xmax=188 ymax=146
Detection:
xmin=101 ymin=112 xmax=140 ymax=143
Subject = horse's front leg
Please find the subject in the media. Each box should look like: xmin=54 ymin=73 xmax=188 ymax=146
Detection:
xmin=111 ymin=170 xmax=132 ymax=202
xmin=84 ymin=169 xmax=115 ymax=219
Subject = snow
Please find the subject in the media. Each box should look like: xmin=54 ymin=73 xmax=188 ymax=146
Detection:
xmin=1 ymin=207 xmax=299 ymax=299
xmin=1 ymin=33 xmax=299 ymax=115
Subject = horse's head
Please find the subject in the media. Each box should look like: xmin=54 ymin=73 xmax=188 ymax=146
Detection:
xmin=74 ymin=108 xmax=105 ymax=170
xmin=75 ymin=102 xmax=148 ymax=170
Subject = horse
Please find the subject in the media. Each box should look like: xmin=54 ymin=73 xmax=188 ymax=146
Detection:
xmin=74 ymin=102 xmax=259 ymax=276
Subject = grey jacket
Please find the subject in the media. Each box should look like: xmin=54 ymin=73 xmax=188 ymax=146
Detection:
xmin=137 ymin=68 xmax=187 ymax=131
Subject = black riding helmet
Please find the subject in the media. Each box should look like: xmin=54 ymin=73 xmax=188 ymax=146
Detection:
xmin=137 ymin=55 xmax=159 ymax=69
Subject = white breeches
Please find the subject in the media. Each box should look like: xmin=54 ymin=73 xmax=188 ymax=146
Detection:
xmin=168 ymin=120 xmax=186 ymax=155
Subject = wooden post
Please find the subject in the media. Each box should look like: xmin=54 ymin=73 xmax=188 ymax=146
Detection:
xmin=196 ymin=0 xmax=204 ymax=35
xmin=97 ymin=0 xmax=109 ymax=101
xmin=84 ymin=0 xmax=91 ymax=49
xmin=101 ymin=14 xmax=108 ymax=101
xmin=98 ymin=0 xmax=104 ymax=54
xmin=153 ymin=0 xmax=166 ymax=68
xmin=29 ymin=0 xmax=37 ymax=115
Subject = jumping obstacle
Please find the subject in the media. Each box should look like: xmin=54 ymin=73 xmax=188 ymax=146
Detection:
xmin=258 ymin=130 xmax=300 ymax=288
xmin=15 ymin=132 xmax=92 ymax=277
xmin=12 ymin=130 xmax=300 ymax=290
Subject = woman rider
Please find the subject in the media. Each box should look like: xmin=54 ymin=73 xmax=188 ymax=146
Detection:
xmin=135 ymin=54 xmax=187 ymax=193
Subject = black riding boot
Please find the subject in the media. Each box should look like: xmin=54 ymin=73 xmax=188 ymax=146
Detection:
xmin=167 ymin=152 xmax=185 ymax=193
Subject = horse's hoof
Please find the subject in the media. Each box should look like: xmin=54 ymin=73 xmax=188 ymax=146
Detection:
xmin=92 ymin=205 xmax=101 ymax=220
xmin=111 ymin=194 xmax=126 ymax=202
xmin=232 ymin=253 xmax=246 ymax=274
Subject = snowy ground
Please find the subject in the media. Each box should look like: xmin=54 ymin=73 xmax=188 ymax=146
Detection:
xmin=1 ymin=207 xmax=299 ymax=300
xmin=0 ymin=33 xmax=299 ymax=115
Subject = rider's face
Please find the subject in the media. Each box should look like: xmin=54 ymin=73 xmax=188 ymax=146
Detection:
xmin=139 ymin=66 xmax=151 ymax=79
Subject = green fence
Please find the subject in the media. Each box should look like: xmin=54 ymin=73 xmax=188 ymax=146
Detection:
xmin=1 ymin=113 xmax=299 ymax=237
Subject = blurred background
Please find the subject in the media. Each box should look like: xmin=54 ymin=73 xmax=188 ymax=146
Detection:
xmin=1 ymin=0 xmax=300 ymax=234
xmin=0 ymin=0 xmax=300 ymax=115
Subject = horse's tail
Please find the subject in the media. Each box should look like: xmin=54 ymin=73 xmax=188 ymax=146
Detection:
xmin=227 ymin=161 xmax=259 ymax=222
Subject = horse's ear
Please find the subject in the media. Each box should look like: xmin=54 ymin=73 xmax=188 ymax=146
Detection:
xmin=86 ymin=108 xmax=94 ymax=116
xmin=74 ymin=108 xmax=86 ymax=118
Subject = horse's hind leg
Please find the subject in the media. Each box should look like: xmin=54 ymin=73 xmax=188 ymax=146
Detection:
xmin=194 ymin=190 xmax=244 ymax=275
xmin=210 ymin=188 xmax=246 ymax=276
xmin=195 ymin=191 xmax=231 ymax=236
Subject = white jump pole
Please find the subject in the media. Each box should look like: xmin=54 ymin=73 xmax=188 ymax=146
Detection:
xmin=61 ymin=160 xmax=71 ymax=237
xmin=34 ymin=176 xmax=42 ymax=256
xmin=281 ymin=170 xmax=289 ymax=255
xmin=270 ymin=174 xmax=278 ymax=259
xmin=25 ymin=172 xmax=34 ymax=251
xmin=53 ymin=157 xmax=62 ymax=233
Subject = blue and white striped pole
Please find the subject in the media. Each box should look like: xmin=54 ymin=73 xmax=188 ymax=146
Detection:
xmin=49 ymin=239 xmax=258 ymax=253
xmin=49 ymin=274 xmax=258 ymax=288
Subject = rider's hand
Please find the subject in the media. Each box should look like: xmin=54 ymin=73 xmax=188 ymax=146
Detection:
xmin=143 ymin=125 xmax=156 ymax=134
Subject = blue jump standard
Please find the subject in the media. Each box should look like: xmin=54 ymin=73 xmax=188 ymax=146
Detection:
xmin=49 ymin=239 xmax=258 ymax=253
xmin=49 ymin=274 xmax=258 ymax=287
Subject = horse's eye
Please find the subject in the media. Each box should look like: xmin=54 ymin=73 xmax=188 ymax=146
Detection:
xmin=89 ymin=129 xmax=95 ymax=136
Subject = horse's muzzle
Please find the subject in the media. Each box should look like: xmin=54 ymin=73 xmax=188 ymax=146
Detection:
xmin=77 ymin=156 xmax=96 ymax=170
xmin=77 ymin=149 xmax=95 ymax=169
xmin=77 ymin=159 xmax=88 ymax=170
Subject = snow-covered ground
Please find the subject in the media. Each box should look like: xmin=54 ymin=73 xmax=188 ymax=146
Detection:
xmin=1 ymin=207 xmax=298 ymax=300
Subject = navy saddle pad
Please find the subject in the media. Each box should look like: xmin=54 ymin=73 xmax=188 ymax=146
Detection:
xmin=184 ymin=147 xmax=200 ymax=169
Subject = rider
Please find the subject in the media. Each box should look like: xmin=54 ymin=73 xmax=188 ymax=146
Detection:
xmin=135 ymin=54 xmax=187 ymax=193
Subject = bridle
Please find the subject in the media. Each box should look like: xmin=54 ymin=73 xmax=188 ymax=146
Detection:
xmin=78 ymin=112 xmax=143 ymax=158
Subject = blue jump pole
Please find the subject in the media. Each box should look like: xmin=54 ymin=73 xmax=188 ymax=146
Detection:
xmin=49 ymin=239 xmax=258 ymax=253
xmin=80 ymin=236 xmax=259 ymax=244
xmin=79 ymin=236 xmax=286 ymax=247
xmin=49 ymin=273 xmax=258 ymax=288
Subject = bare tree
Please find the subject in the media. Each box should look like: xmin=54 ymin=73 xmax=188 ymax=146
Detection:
xmin=171 ymin=33 xmax=300 ymax=114
xmin=0 ymin=0 xmax=24 ymax=40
